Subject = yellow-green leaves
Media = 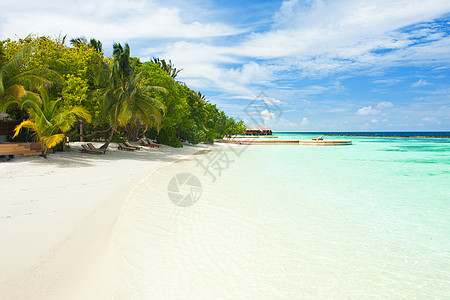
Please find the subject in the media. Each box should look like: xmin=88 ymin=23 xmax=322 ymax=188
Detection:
xmin=12 ymin=88 xmax=91 ymax=153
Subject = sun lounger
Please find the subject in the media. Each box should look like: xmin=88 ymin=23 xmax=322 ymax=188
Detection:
xmin=139 ymin=138 xmax=160 ymax=148
xmin=80 ymin=144 xmax=105 ymax=154
xmin=118 ymin=142 xmax=136 ymax=151
xmin=87 ymin=143 xmax=107 ymax=153
xmin=124 ymin=141 xmax=141 ymax=150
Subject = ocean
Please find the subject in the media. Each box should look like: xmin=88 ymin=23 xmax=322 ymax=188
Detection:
xmin=102 ymin=133 xmax=450 ymax=298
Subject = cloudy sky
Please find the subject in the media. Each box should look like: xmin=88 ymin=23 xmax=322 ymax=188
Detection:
xmin=1 ymin=0 xmax=449 ymax=131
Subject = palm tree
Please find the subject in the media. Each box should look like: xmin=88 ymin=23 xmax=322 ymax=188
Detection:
xmin=70 ymin=36 xmax=88 ymax=48
xmin=89 ymin=39 xmax=103 ymax=55
xmin=70 ymin=36 xmax=103 ymax=55
xmin=0 ymin=45 xmax=61 ymax=105
xmin=97 ymin=43 xmax=166 ymax=149
xmin=151 ymin=58 xmax=182 ymax=79
xmin=3 ymin=88 xmax=91 ymax=156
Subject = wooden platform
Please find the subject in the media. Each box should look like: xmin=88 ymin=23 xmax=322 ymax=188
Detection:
xmin=233 ymin=136 xmax=279 ymax=139
xmin=220 ymin=140 xmax=352 ymax=145
xmin=0 ymin=142 xmax=42 ymax=157
xmin=298 ymin=140 xmax=352 ymax=145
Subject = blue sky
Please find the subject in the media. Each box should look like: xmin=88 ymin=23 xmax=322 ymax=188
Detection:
xmin=1 ymin=0 xmax=449 ymax=131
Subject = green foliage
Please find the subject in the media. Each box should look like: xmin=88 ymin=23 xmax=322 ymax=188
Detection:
xmin=157 ymin=126 xmax=182 ymax=148
xmin=0 ymin=43 xmax=63 ymax=120
xmin=60 ymin=74 xmax=101 ymax=118
xmin=0 ymin=43 xmax=5 ymax=66
xmin=138 ymin=61 xmax=189 ymax=145
xmin=8 ymin=88 xmax=91 ymax=154
xmin=151 ymin=58 xmax=182 ymax=79
xmin=61 ymin=74 xmax=88 ymax=107
xmin=0 ymin=35 xmax=244 ymax=149
xmin=180 ymin=121 xmax=206 ymax=145
xmin=70 ymin=37 xmax=103 ymax=55
xmin=95 ymin=43 xmax=166 ymax=148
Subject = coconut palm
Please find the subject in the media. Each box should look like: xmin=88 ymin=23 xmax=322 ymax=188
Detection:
xmin=151 ymin=58 xmax=182 ymax=79
xmin=70 ymin=36 xmax=103 ymax=55
xmin=3 ymin=88 xmax=91 ymax=156
xmin=89 ymin=39 xmax=103 ymax=55
xmin=0 ymin=45 xmax=61 ymax=104
xmin=97 ymin=43 xmax=166 ymax=149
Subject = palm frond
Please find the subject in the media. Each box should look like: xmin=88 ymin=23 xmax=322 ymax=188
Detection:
xmin=13 ymin=120 xmax=37 ymax=138
xmin=65 ymin=106 xmax=92 ymax=123
xmin=70 ymin=36 xmax=88 ymax=48
xmin=2 ymin=45 xmax=35 ymax=80
xmin=2 ymin=84 xmax=26 ymax=100
xmin=139 ymin=85 xmax=168 ymax=95
xmin=8 ymin=68 xmax=63 ymax=86
xmin=0 ymin=98 xmax=19 ymax=113
xmin=43 ymin=134 xmax=65 ymax=148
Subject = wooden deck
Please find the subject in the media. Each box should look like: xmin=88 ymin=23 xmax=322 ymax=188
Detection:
xmin=233 ymin=136 xmax=279 ymax=139
xmin=220 ymin=140 xmax=352 ymax=145
xmin=0 ymin=142 xmax=42 ymax=157
xmin=298 ymin=140 xmax=352 ymax=145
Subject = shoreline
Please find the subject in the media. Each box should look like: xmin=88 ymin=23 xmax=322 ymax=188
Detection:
xmin=0 ymin=142 xmax=228 ymax=299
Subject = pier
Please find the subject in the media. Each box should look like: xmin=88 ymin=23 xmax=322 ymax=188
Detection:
xmin=220 ymin=140 xmax=352 ymax=145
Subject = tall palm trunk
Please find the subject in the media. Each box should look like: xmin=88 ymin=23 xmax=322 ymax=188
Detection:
xmin=100 ymin=127 xmax=115 ymax=149
xmin=79 ymin=120 xmax=84 ymax=142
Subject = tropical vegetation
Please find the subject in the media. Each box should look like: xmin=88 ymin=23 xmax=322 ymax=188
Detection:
xmin=2 ymin=88 xmax=91 ymax=156
xmin=0 ymin=35 xmax=245 ymax=153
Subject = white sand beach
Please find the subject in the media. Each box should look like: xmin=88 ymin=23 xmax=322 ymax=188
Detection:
xmin=0 ymin=142 xmax=222 ymax=299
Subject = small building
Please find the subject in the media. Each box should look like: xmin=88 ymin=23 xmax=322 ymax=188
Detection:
xmin=256 ymin=124 xmax=272 ymax=135
xmin=244 ymin=124 xmax=272 ymax=135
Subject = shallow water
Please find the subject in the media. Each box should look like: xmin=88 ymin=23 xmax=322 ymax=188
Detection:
xmin=105 ymin=135 xmax=450 ymax=299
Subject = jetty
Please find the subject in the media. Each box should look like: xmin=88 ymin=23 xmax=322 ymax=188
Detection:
xmin=220 ymin=139 xmax=351 ymax=146
xmin=232 ymin=136 xmax=278 ymax=139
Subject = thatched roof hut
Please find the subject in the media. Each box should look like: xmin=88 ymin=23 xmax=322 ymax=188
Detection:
xmin=244 ymin=124 xmax=272 ymax=135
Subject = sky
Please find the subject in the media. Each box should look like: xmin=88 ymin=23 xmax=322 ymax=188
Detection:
xmin=1 ymin=0 xmax=449 ymax=131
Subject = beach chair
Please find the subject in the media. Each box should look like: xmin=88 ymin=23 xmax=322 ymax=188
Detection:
xmin=124 ymin=141 xmax=141 ymax=150
xmin=139 ymin=138 xmax=149 ymax=146
xmin=118 ymin=142 xmax=136 ymax=151
xmin=139 ymin=138 xmax=160 ymax=148
xmin=87 ymin=143 xmax=107 ymax=154
xmin=80 ymin=144 xmax=104 ymax=154
xmin=312 ymin=136 xmax=323 ymax=141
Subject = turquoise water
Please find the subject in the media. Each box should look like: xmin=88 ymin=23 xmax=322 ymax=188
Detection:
xmin=105 ymin=135 xmax=450 ymax=298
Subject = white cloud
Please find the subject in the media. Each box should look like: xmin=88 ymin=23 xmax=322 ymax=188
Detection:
xmin=373 ymin=78 xmax=403 ymax=85
xmin=0 ymin=0 xmax=241 ymax=45
xmin=356 ymin=106 xmax=380 ymax=115
xmin=356 ymin=102 xmax=393 ymax=116
xmin=421 ymin=117 xmax=441 ymax=124
xmin=376 ymin=101 xmax=394 ymax=109
xmin=260 ymin=109 xmax=275 ymax=121
xmin=137 ymin=0 xmax=450 ymax=96
xmin=412 ymin=79 xmax=431 ymax=87
xmin=371 ymin=119 xmax=379 ymax=123
xmin=300 ymin=117 xmax=310 ymax=126
xmin=233 ymin=0 xmax=450 ymax=65
xmin=139 ymin=0 xmax=450 ymax=95
xmin=263 ymin=96 xmax=284 ymax=105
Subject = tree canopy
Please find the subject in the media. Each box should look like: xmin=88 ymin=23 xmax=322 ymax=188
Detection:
xmin=0 ymin=35 xmax=245 ymax=150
